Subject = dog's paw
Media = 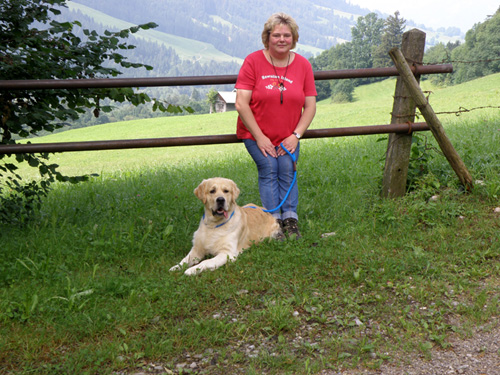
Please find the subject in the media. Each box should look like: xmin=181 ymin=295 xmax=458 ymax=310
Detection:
xmin=184 ymin=266 xmax=203 ymax=276
xmin=169 ymin=264 xmax=181 ymax=272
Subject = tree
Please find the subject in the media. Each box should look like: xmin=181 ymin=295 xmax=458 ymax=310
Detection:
xmin=310 ymin=41 xmax=355 ymax=101
xmin=350 ymin=13 xmax=385 ymax=71
xmin=424 ymin=41 xmax=460 ymax=86
xmin=191 ymin=88 xmax=201 ymax=101
xmin=0 ymin=0 xmax=181 ymax=224
xmin=421 ymin=6 xmax=500 ymax=86
xmin=452 ymin=7 xmax=500 ymax=84
xmin=309 ymin=55 xmax=332 ymax=101
xmin=330 ymin=80 xmax=355 ymax=103
xmin=373 ymin=11 xmax=406 ymax=68
xmin=206 ymin=89 xmax=219 ymax=113
xmin=310 ymin=13 xmax=384 ymax=102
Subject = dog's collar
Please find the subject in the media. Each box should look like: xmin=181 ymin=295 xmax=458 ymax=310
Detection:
xmin=203 ymin=210 xmax=235 ymax=228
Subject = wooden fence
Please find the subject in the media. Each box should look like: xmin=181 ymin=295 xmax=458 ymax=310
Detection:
xmin=0 ymin=29 xmax=455 ymax=197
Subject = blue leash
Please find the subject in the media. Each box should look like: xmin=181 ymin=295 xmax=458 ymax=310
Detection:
xmin=262 ymin=142 xmax=297 ymax=213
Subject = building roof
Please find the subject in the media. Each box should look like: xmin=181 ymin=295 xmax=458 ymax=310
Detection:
xmin=218 ymin=90 xmax=236 ymax=104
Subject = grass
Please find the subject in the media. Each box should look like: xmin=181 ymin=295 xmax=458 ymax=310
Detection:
xmin=1 ymin=74 xmax=500 ymax=374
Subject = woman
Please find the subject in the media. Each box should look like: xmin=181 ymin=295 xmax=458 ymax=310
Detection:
xmin=235 ymin=13 xmax=317 ymax=239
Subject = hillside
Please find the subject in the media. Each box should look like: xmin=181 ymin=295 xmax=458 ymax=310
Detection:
xmin=66 ymin=0 xmax=462 ymax=64
xmin=69 ymin=0 xmax=365 ymax=57
xmin=67 ymin=1 xmax=243 ymax=65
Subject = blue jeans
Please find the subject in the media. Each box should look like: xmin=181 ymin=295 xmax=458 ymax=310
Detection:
xmin=243 ymin=139 xmax=299 ymax=221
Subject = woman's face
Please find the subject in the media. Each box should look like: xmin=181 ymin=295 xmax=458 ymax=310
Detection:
xmin=268 ymin=24 xmax=293 ymax=56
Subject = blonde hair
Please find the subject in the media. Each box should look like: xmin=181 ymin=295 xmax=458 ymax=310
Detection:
xmin=261 ymin=13 xmax=299 ymax=50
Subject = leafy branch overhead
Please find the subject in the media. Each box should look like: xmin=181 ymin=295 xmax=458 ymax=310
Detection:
xmin=0 ymin=0 xmax=185 ymax=224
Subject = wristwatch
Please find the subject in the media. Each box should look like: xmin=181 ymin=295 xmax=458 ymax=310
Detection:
xmin=293 ymin=131 xmax=301 ymax=139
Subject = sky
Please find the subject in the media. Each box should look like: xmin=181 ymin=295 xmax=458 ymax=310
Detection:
xmin=348 ymin=0 xmax=499 ymax=32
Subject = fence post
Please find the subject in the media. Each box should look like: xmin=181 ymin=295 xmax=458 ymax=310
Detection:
xmin=389 ymin=47 xmax=474 ymax=190
xmin=381 ymin=29 xmax=426 ymax=198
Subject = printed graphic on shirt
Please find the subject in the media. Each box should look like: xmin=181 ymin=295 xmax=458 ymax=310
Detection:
xmin=262 ymin=75 xmax=293 ymax=92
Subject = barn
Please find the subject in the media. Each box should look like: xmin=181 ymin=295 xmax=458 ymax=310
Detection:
xmin=212 ymin=89 xmax=237 ymax=113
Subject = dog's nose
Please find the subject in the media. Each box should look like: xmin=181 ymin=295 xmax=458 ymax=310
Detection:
xmin=216 ymin=197 xmax=225 ymax=205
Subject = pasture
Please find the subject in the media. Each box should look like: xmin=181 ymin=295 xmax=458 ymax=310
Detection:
xmin=1 ymin=74 xmax=499 ymax=374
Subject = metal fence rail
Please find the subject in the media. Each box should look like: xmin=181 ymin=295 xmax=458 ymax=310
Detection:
xmin=0 ymin=123 xmax=430 ymax=154
xmin=0 ymin=65 xmax=452 ymax=90
xmin=0 ymin=64 xmax=451 ymax=155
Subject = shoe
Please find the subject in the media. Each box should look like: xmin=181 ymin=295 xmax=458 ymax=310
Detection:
xmin=275 ymin=219 xmax=286 ymax=241
xmin=282 ymin=218 xmax=301 ymax=239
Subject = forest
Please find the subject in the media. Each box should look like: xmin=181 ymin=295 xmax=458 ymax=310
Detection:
xmin=424 ymin=12 xmax=500 ymax=86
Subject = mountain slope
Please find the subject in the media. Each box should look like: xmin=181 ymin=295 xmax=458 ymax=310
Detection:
xmin=67 ymin=1 xmax=242 ymax=64
xmin=67 ymin=0 xmax=463 ymax=65
xmin=70 ymin=0 xmax=368 ymax=58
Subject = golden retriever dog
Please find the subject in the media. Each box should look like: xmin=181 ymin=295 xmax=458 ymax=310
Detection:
xmin=169 ymin=177 xmax=282 ymax=275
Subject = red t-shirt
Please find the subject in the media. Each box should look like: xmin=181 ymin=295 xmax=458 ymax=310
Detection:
xmin=235 ymin=50 xmax=317 ymax=146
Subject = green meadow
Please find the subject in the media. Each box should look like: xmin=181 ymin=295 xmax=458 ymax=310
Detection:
xmin=1 ymin=73 xmax=499 ymax=374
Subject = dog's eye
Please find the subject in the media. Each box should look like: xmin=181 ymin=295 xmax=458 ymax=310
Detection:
xmin=223 ymin=189 xmax=229 ymax=193
xmin=209 ymin=188 xmax=216 ymax=194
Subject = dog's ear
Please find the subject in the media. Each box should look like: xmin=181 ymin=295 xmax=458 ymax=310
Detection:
xmin=194 ymin=180 xmax=208 ymax=203
xmin=230 ymin=180 xmax=240 ymax=201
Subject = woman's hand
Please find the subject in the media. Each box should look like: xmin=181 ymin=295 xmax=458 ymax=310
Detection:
xmin=277 ymin=96 xmax=316 ymax=156
xmin=256 ymin=135 xmax=278 ymax=158
xmin=278 ymin=134 xmax=299 ymax=156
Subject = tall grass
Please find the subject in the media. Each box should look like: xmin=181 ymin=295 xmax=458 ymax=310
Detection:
xmin=1 ymin=74 xmax=500 ymax=374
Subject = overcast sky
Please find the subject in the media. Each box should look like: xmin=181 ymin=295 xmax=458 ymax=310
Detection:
xmin=348 ymin=0 xmax=499 ymax=32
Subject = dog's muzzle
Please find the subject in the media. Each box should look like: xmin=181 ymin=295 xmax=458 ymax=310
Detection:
xmin=213 ymin=197 xmax=228 ymax=218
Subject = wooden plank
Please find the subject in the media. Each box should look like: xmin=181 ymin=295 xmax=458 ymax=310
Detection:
xmin=388 ymin=47 xmax=474 ymax=190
